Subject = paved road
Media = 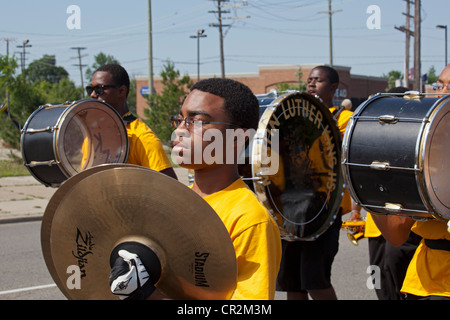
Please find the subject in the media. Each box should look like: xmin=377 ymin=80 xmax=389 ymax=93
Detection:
xmin=0 ymin=219 xmax=377 ymax=300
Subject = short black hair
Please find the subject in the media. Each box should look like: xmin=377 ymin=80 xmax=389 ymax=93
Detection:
xmin=312 ymin=65 xmax=340 ymax=84
xmin=95 ymin=64 xmax=130 ymax=97
xmin=190 ymin=78 xmax=259 ymax=130
xmin=388 ymin=86 xmax=409 ymax=93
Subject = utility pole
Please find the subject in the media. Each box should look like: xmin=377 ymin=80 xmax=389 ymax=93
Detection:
xmin=319 ymin=0 xmax=342 ymax=67
xmin=1 ymin=38 xmax=14 ymax=109
xmin=209 ymin=0 xmax=249 ymax=78
xmin=1 ymin=38 xmax=15 ymax=57
xmin=209 ymin=0 xmax=231 ymax=78
xmin=395 ymin=0 xmax=413 ymax=88
xmin=190 ymin=29 xmax=207 ymax=81
xmin=436 ymin=25 xmax=448 ymax=67
xmin=413 ymin=0 xmax=421 ymax=91
xmin=148 ymin=0 xmax=154 ymax=96
xmin=16 ymin=39 xmax=32 ymax=74
xmin=71 ymin=47 xmax=88 ymax=98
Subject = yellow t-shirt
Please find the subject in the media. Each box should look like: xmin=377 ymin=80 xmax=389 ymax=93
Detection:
xmin=364 ymin=212 xmax=382 ymax=238
xmin=329 ymin=106 xmax=353 ymax=136
xmin=401 ymin=219 xmax=450 ymax=297
xmin=202 ymin=179 xmax=282 ymax=300
xmin=329 ymin=106 xmax=353 ymax=214
xmin=125 ymin=119 xmax=172 ymax=172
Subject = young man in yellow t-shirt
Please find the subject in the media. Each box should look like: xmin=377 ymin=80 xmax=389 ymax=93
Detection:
xmin=88 ymin=64 xmax=176 ymax=179
xmin=109 ymin=78 xmax=282 ymax=300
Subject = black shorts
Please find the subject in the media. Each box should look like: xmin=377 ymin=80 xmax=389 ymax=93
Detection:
xmin=276 ymin=215 xmax=341 ymax=292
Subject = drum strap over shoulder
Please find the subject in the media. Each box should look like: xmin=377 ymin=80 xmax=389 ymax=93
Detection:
xmin=424 ymin=239 xmax=450 ymax=252
xmin=122 ymin=112 xmax=137 ymax=125
xmin=332 ymin=106 xmax=344 ymax=120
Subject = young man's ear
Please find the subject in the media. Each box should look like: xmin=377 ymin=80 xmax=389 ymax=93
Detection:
xmin=119 ymin=85 xmax=129 ymax=98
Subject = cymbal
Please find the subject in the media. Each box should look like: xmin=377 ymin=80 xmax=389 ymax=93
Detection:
xmin=41 ymin=165 xmax=237 ymax=300
xmin=41 ymin=163 xmax=133 ymax=299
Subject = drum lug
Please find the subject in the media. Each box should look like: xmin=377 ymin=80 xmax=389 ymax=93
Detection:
xmin=384 ymin=203 xmax=403 ymax=213
xmin=26 ymin=160 xmax=60 ymax=167
xmin=370 ymin=161 xmax=390 ymax=171
xmin=378 ymin=115 xmax=399 ymax=124
xmin=23 ymin=126 xmax=58 ymax=134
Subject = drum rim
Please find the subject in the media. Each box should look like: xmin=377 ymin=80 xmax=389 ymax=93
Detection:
xmin=53 ymin=99 xmax=129 ymax=178
xmin=252 ymin=91 xmax=344 ymax=241
xmin=418 ymin=95 xmax=450 ymax=221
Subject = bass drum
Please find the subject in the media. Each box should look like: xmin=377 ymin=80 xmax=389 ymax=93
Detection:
xmin=21 ymin=99 xmax=128 ymax=187
xmin=342 ymin=92 xmax=450 ymax=221
xmin=250 ymin=91 xmax=344 ymax=241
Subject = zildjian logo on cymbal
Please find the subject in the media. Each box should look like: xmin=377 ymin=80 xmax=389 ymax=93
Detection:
xmin=72 ymin=228 xmax=94 ymax=279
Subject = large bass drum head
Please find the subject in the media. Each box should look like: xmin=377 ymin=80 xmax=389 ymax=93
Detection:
xmin=252 ymin=92 xmax=344 ymax=241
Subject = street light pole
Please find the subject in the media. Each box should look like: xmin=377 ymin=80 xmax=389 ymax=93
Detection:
xmin=436 ymin=25 xmax=448 ymax=66
xmin=190 ymin=29 xmax=207 ymax=81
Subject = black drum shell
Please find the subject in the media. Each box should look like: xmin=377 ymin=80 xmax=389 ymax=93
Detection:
xmin=21 ymin=106 xmax=70 ymax=186
xmin=342 ymin=94 xmax=450 ymax=220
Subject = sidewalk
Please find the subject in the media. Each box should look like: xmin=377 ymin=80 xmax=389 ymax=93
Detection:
xmin=0 ymin=167 xmax=190 ymax=224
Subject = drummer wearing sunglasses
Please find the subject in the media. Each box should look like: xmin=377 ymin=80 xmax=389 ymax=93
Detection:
xmin=88 ymin=64 xmax=177 ymax=179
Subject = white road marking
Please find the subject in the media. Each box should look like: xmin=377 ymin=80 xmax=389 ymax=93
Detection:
xmin=0 ymin=283 xmax=57 ymax=296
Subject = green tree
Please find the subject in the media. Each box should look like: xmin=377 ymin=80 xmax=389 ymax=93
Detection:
xmin=26 ymin=55 xmax=69 ymax=84
xmin=34 ymin=78 xmax=82 ymax=103
xmin=85 ymin=52 xmax=120 ymax=81
xmin=426 ymin=66 xmax=438 ymax=84
xmin=0 ymin=55 xmax=45 ymax=149
xmin=383 ymin=70 xmax=403 ymax=91
xmin=276 ymin=67 xmax=307 ymax=92
xmin=144 ymin=60 xmax=193 ymax=144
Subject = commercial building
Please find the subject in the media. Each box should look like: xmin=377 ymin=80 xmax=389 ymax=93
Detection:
xmin=135 ymin=64 xmax=388 ymax=119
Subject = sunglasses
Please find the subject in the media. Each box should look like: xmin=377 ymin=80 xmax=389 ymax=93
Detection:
xmin=86 ymin=84 xmax=121 ymax=96
xmin=432 ymin=82 xmax=450 ymax=91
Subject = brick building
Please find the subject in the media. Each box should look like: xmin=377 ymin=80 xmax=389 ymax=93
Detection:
xmin=135 ymin=64 xmax=388 ymax=119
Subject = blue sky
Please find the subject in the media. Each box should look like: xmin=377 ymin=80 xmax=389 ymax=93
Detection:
xmin=0 ymin=0 xmax=448 ymax=88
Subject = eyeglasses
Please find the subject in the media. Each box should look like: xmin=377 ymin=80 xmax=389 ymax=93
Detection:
xmin=432 ymin=82 xmax=450 ymax=91
xmin=170 ymin=115 xmax=239 ymax=130
xmin=86 ymin=84 xmax=121 ymax=96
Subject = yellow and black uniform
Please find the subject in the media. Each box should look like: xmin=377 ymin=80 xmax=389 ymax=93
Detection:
xmin=329 ymin=106 xmax=352 ymax=136
xmin=329 ymin=106 xmax=352 ymax=213
xmin=201 ymin=178 xmax=282 ymax=300
xmin=402 ymin=220 xmax=450 ymax=299
xmin=123 ymin=113 xmax=172 ymax=172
